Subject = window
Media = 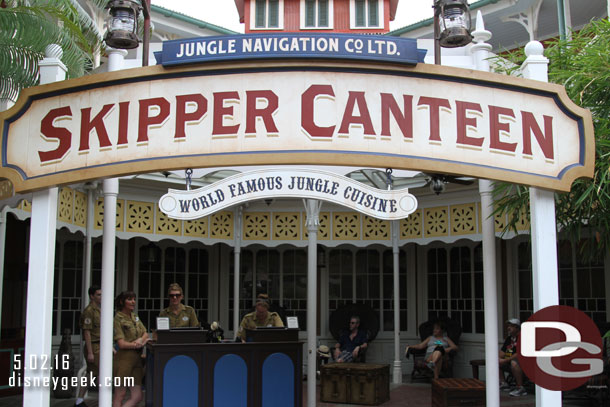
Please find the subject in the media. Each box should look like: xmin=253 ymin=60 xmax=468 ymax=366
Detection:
xmin=518 ymin=239 xmax=607 ymax=324
xmin=302 ymin=0 xmax=332 ymax=29
xmin=426 ymin=244 xmax=484 ymax=334
xmin=253 ymin=0 xmax=283 ymax=29
xmin=351 ymin=0 xmax=382 ymax=29
xmin=137 ymin=243 xmax=210 ymax=330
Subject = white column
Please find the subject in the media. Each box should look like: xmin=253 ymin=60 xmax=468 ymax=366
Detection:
xmin=471 ymin=12 xmax=501 ymax=407
xmin=391 ymin=220 xmax=402 ymax=383
xmin=0 ymin=207 xmax=7 ymax=340
xmin=82 ymin=184 xmax=96 ymax=315
xmin=304 ymin=199 xmax=321 ymax=407
xmin=479 ymin=180 xmax=500 ymax=407
xmin=98 ymin=47 xmax=127 ymax=407
xmin=522 ymin=41 xmax=562 ymax=407
xmin=22 ymin=45 xmax=65 ymax=407
xmin=233 ymin=206 xmax=243 ymax=337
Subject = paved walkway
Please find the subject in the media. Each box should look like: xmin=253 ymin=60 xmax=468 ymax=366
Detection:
xmin=0 ymin=382 xmax=602 ymax=406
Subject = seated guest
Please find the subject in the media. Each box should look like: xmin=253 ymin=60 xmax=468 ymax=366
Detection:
xmin=333 ymin=315 xmax=368 ymax=363
xmin=499 ymin=318 xmax=527 ymax=397
xmin=159 ymin=283 xmax=199 ymax=328
xmin=405 ymin=321 xmax=458 ymax=379
xmin=237 ymin=295 xmax=284 ymax=342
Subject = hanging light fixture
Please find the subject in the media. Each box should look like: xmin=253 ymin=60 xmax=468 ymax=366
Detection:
xmin=104 ymin=0 xmax=141 ymax=49
xmin=434 ymin=0 xmax=473 ymax=48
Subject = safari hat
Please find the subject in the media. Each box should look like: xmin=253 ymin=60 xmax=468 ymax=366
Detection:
xmin=317 ymin=345 xmax=331 ymax=358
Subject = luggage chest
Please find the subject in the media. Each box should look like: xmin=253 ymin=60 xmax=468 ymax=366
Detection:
xmin=320 ymin=363 xmax=390 ymax=405
xmin=432 ymin=378 xmax=485 ymax=407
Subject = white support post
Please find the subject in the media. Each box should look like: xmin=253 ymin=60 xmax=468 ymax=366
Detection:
xmin=471 ymin=14 xmax=501 ymax=407
xmin=233 ymin=206 xmax=243 ymax=337
xmin=98 ymin=47 xmax=127 ymax=407
xmin=479 ymin=180 xmax=501 ymax=407
xmin=391 ymin=220 xmax=402 ymax=383
xmin=22 ymin=45 xmax=65 ymax=407
xmin=0 ymin=207 xmax=7 ymax=340
xmin=304 ymin=199 xmax=321 ymax=407
xmin=522 ymin=41 xmax=562 ymax=407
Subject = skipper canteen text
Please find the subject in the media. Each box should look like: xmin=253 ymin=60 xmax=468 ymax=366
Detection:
xmin=9 ymin=354 xmax=134 ymax=389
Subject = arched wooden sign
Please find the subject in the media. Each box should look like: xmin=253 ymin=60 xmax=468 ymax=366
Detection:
xmin=0 ymin=59 xmax=594 ymax=193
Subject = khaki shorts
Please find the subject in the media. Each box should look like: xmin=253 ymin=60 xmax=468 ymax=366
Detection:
xmin=85 ymin=343 xmax=100 ymax=378
xmin=113 ymin=349 xmax=144 ymax=386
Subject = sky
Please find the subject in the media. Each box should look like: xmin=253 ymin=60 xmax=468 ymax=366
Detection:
xmin=150 ymin=0 xmax=434 ymax=33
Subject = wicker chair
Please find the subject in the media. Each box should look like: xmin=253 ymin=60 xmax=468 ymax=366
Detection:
xmin=328 ymin=303 xmax=380 ymax=363
xmin=406 ymin=316 xmax=461 ymax=382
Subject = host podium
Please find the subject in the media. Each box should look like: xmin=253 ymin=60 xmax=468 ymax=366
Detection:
xmin=145 ymin=332 xmax=302 ymax=407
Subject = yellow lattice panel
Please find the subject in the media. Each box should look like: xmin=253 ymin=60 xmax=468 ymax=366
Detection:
xmin=424 ymin=206 xmax=448 ymax=237
xmin=273 ymin=212 xmax=300 ymax=240
xmin=333 ymin=212 xmax=361 ymax=240
xmin=126 ymin=201 xmax=153 ymax=233
xmin=401 ymin=210 xmax=422 ymax=239
xmin=244 ymin=212 xmax=270 ymax=240
xmin=19 ymin=200 xmax=31 ymax=212
xmin=210 ymin=211 xmax=233 ymax=239
xmin=94 ymin=199 xmax=124 ymax=230
xmin=515 ymin=206 xmax=530 ymax=231
xmin=303 ymin=212 xmax=330 ymax=240
xmin=156 ymin=210 xmax=181 ymax=236
xmin=494 ymin=207 xmax=507 ymax=233
xmin=450 ymin=203 xmax=476 ymax=235
xmin=73 ymin=190 xmax=87 ymax=227
xmin=57 ymin=187 xmax=74 ymax=223
xmin=0 ymin=180 xmax=13 ymax=200
xmin=184 ymin=217 xmax=208 ymax=237
xmin=363 ymin=216 xmax=390 ymax=240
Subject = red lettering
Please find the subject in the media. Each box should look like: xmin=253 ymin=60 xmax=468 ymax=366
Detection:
xmin=38 ymin=106 xmax=72 ymax=163
xmin=138 ymin=97 xmax=170 ymax=143
xmin=338 ymin=91 xmax=375 ymax=136
xmin=456 ymin=101 xmax=483 ymax=147
xmin=489 ymin=106 xmax=517 ymax=152
xmin=79 ymin=104 xmax=113 ymax=152
xmin=522 ymin=111 xmax=554 ymax=159
xmin=117 ymin=101 xmax=129 ymax=146
xmin=212 ymin=91 xmax=240 ymax=135
xmin=245 ymin=90 xmax=279 ymax=134
xmin=175 ymin=94 xmax=208 ymax=140
xmin=380 ymin=94 xmax=413 ymax=139
xmin=417 ymin=97 xmax=451 ymax=142
xmin=301 ymin=84 xmax=335 ymax=138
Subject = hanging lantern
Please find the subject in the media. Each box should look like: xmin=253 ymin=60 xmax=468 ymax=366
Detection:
xmin=104 ymin=0 xmax=141 ymax=49
xmin=434 ymin=0 xmax=473 ymax=48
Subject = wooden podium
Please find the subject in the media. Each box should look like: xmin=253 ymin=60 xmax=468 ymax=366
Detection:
xmin=145 ymin=337 xmax=303 ymax=407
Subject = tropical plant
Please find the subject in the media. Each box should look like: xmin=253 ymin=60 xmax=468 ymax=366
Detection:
xmin=0 ymin=0 xmax=108 ymax=103
xmin=493 ymin=19 xmax=610 ymax=258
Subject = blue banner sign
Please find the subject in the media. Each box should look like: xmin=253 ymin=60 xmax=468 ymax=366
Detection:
xmin=155 ymin=33 xmax=426 ymax=66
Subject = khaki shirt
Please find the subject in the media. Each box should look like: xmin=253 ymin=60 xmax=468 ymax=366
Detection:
xmin=80 ymin=302 xmax=101 ymax=342
xmin=237 ymin=311 xmax=284 ymax=340
xmin=113 ymin=311 xmax=146 ymax=343
xmin=159 ymin=304 xmax=200 ymax=328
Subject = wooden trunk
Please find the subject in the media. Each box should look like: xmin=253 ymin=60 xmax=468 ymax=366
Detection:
xmin=432 ymin=378 xmax=486 ymax=407
xmin=320 ymin=363 xmax=390 ymax=405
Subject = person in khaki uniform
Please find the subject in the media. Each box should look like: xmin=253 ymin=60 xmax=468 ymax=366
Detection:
xmin=113 ymin=291 xmax=148 ymax=407
xmin=237 ymin=295 xmax=284 ymax=342
xmin=75 ymin=285 xmax=101 ymax=407
xmin=158 ymin=283 xmax=199 ymax=328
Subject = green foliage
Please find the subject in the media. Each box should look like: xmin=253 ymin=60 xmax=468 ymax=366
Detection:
xmin=0 ymin=0 xmax=107 ymax=102
xmin=493 ymin=19 xmax=610 ymax=257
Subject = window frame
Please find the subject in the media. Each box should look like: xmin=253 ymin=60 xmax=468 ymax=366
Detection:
xmin=300 ymin=0 xmax=333 ymax=30
xmin=250 ymin=0 xmax=284 ymax=30
xmin=350 ymin=0 xmax=383 ymax=29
